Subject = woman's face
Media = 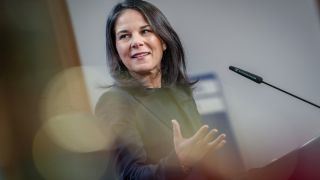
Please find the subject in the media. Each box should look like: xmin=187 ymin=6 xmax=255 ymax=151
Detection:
xmin=114 ymin=9 xmax=166 ymax=76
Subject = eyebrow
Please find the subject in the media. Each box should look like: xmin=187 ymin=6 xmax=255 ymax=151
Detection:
xmin=116 ymin=25 xmax=151 ymax=36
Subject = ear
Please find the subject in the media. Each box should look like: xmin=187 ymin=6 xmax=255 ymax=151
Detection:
xmin=162 ymin=43 xmax=167 ymax=51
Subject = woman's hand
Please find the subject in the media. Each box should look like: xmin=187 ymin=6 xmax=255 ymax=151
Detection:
xmin=171 ymin=119 xmax=226 ymax=169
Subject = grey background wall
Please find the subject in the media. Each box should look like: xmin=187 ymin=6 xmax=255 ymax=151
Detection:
xmin=66 ymin=0 xmax=320 ymax=169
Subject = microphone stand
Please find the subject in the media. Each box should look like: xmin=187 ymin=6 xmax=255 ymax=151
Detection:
xmin=262 ymin=81 xmax=320 ymax=109
xmin=229 ymin=66 xmax=320 ymax=109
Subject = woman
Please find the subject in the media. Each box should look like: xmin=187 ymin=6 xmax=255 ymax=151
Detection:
xmin=95 ymin=0 xmax=226 ymax=179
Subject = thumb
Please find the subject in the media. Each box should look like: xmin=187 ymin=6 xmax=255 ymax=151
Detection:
xmin=172 ymin=119 xmax=183 ymax=141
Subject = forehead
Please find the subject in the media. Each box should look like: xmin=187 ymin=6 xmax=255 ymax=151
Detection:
xmin=114 ymin=9 xmax=149 ymax=32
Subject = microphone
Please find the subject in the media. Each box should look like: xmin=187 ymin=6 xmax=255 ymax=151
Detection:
xmin=229 ymin=66 xmax=263 ymax=84
xmin=229 ymin=66 xmax=320 ymax=109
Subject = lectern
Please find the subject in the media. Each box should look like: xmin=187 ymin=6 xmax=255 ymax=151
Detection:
xmin=239 ymin=135 xmax=320 ymax=180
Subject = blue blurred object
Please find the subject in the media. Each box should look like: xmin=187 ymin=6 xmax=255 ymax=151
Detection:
xmin=191 ymin=73 xmax=245 ymax=176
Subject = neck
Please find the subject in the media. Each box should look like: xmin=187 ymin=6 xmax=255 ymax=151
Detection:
xmin=130 ymin=69 xmax=162 ymax=88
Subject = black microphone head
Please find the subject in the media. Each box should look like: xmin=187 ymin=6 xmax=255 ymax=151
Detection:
xmin=229 ymin=66 xmax=236 ymax=71
xmin=229 ymin=66 xmax=263 ymax=84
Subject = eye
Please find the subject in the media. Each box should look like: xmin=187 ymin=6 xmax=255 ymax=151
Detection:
xmin=141 ymin=29 xmax=152 ymax=35
xmin=118 ymin=34 xmax=130 ymax=40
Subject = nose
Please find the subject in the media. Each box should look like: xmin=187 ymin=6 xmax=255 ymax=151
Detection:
xmin=131 ymin=34 xmax=144 ymax=49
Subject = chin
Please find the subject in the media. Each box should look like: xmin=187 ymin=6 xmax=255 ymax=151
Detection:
xmin=132 ymin=65 xmax=156 ymax=74
xmin=133 ymin=70 xmax=153 ymax=75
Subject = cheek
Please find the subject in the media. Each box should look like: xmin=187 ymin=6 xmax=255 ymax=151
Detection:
xmin=116 ymin=45 xmax=131 ymax=69
xmin=155 ymin=42 xmax=164 ymax=59
xmin=151 ymin=38 xmax=165 ymax=55
xmin=115 ymin=43 xmax=128 ymax=59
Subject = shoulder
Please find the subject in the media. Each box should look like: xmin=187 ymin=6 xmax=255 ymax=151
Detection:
xmin=95 ymin=86 xmax=135 ymax=116
xmin=170 ymin=84 xmax=194 ymax=101
xmin=97 ymin=86 xmax=133 ymax=103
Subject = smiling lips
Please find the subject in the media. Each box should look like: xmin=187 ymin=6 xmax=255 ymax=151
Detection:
xmin=131 ymin=52 xmax=151 ymax=59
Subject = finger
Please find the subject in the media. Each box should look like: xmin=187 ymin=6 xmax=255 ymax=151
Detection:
xmin=203 ymin=129 xmax=218 ymax=143
xmin=172 ymin=119 xmax=183 ymax=140
xmin=208 ymin=134 xmax=226 ymax=147
xmin=196 ymin=129 xmax=218 ymax=147
xmin=215 ymin=140 xmax=226 ymax=150
xmin=192 ymin=125 xmax=209 ymax=142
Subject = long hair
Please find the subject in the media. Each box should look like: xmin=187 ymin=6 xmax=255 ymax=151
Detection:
xmin=106 ymin=0 xmax=196 ymax=88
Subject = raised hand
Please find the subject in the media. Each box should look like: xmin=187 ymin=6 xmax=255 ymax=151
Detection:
xmin=172 ymin=119 xmax=226 ymax=169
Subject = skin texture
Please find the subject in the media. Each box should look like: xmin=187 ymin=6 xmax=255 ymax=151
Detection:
xmin=172 ymin=120 xmax=226 ymax=169
xmin=114 ymin=9 xmax=166 ymax=88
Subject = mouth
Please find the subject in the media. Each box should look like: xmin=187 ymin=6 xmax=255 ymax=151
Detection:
xmin=131 ymin=52 xmax=151 ymax=59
